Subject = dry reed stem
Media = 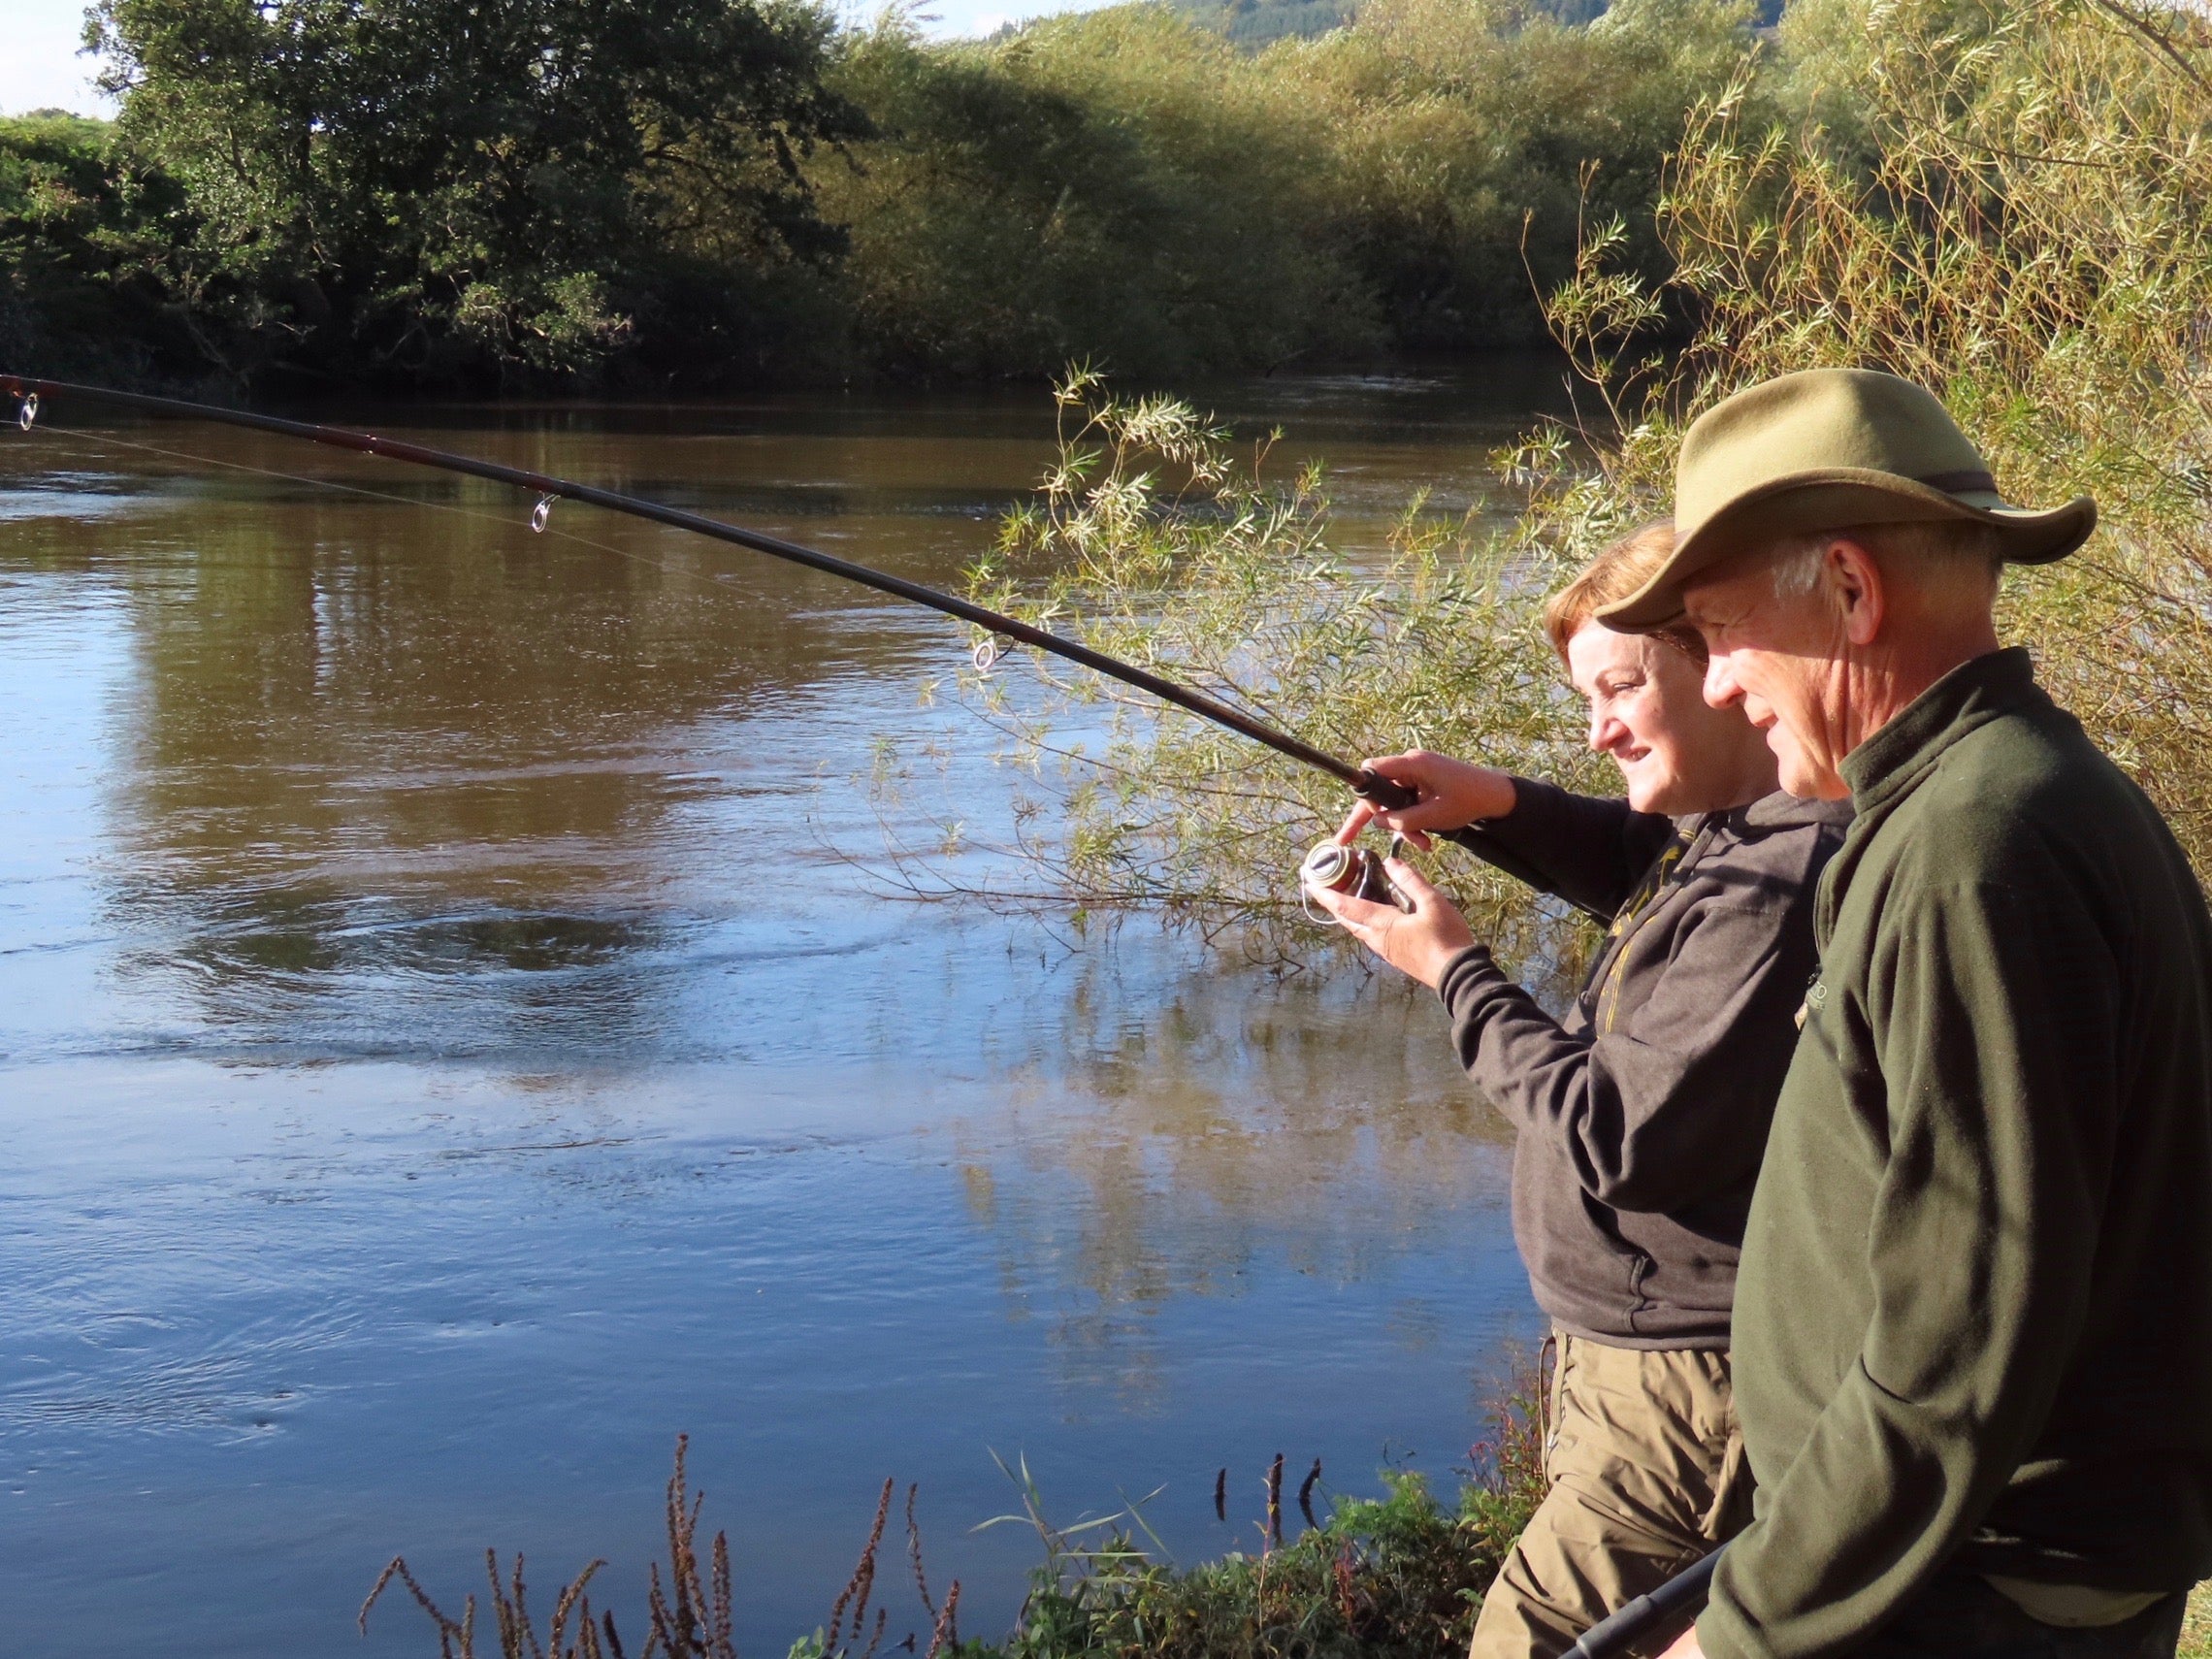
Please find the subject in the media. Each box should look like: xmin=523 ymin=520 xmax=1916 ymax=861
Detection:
xmin=905 ymin=1482 xmax=935 ymax=1619
xmin=360 ymin=1548 xmax=608 ymax=1659
xmin=923 ymin=1579 xmax=960 ymax=1659
xmin=1332 ymin=1544 xmax=1360 ymax=1628
xmin=363 ymin=1444 xmax=960 ymax=1659
xmin=644 ymin=1434 xmax=736 ymax=1659
xmin=1296 ymin=1459 xmax=1322 ymax=1531
xmin=826 ymin=1477 xmax=895 ymax=1658
xmin=362 ymin=1554 xmax=475 ymax=1657
xmin=1264 ymin=1454 xmax=1284 ymax=1550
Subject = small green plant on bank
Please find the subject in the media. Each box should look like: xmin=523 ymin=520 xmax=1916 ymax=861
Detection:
xmin=2181 ymin=1581 xmax=2212 ymax=1659
xmin=366 ymin=1373 xmax=1548 ymax=1658
xmin=983 ymin=1373 xmax=1545 ymax=1659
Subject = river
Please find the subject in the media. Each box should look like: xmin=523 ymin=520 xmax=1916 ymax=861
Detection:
xmin=0 ymin=363 xmax=1576 ymax=1656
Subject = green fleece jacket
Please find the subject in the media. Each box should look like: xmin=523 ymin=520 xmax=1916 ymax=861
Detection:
xmin=1700 ymin=648 xmax=2212 ymax=1659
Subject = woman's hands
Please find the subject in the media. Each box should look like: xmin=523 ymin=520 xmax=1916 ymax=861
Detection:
xmin=1314 ymin=751 xmax=1505 ymax=985
xmin=1333 ymin=751 xmax=1516 ymax=850
xmin=1303 ymin=855 xmax=1476 ymax=990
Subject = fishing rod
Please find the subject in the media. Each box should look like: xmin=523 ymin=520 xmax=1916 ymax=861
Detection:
xmin=0 ymin=373 xmax=1598 ymax=919
xmin=1568 ymin=1547 xmax=1721 ymax=1659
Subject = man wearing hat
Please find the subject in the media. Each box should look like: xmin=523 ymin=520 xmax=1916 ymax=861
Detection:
xmin=1596 ymin=369 xmax=2212 ymax=1658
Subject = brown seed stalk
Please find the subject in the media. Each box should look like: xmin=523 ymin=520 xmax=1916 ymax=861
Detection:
xmin=906 ymin=1481 xmax=936 ymax=1618
xmin=925 ymin=1580 xmax=962 ymax=1659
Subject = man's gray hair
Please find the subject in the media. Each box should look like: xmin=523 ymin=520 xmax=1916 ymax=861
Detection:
xmin=1763 ymin=521 xmax=2005 ymax=604
xmin=1769 ymin=534 xmax=1834 ymax=601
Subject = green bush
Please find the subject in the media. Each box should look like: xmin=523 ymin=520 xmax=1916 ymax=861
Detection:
xmin=992 ymin=1466 xmax=1536 ymax=1659
xmin=918 ymin=368 xmax=1602 ymax=970
xmin=4 ymin=0 xmax=1758 ymax=385
xmin=813 ymin=10 xmax=1375 ymax=380
xmin=0 ymin=112 xmax=195 ymax=379
xmin=80 ymin=0 xmax=870 ymax=386
xmin=814 ymin=0 xmax=1761 ymax=376
xmin=1270 ymin=0 xmax=1766 ymax=351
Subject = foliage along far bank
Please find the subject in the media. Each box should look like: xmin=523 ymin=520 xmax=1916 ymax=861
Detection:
xmin=0 ymin=0 xmax=1760 ymax=392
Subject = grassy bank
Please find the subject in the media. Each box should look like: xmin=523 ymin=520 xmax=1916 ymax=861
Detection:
xmin=2186 ymin=1585 xmax=2212 ymax=1659
xmin=363 ymin=1390 xmax=2212 ymax=1657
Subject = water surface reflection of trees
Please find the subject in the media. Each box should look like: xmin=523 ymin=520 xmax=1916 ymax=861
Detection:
xmin=958 ymin=949 xmax=1514 ymax=1404
xmin=1 ymin=427 xmax=1015 ymax=1055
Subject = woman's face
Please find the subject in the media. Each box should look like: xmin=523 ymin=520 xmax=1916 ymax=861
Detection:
xmin=1565 ymin=621 xmax=1777 ymax=815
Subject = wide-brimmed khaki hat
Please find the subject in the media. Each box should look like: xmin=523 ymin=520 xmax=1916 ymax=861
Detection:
xmin=1594 ymin=368 xmax=2097 ymax=630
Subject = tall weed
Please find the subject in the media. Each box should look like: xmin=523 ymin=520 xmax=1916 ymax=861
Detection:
xmin=940 ymin=367 xmax=1607 ymax=969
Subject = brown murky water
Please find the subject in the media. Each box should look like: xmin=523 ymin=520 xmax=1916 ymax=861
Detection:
xmin=0 ymin=367 xmax=1572 ymax=1656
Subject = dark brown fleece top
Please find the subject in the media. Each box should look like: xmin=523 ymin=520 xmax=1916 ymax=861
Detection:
xmin=1438 ymin=779 xmax=1847 ymax=1350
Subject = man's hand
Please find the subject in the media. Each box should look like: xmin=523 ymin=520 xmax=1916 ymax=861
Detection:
xmin=1305 ymin=856 xmax=1475 ymax=988
xmin=1657 ymin=1625 xmax=1706 ymax=1659
xmin=1335 ymin=751 xmax=1517 ymax=850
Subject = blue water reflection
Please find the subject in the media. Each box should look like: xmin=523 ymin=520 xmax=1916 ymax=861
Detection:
xmin=0 ymin=371 xmax=1560 ymax=1656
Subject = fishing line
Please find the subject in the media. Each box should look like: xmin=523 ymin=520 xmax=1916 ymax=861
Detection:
xmin=2 ymin=374 xmax=1600 ymax=918
xmin=33 ymin=423 xmax=1282 ymax=833
xmin=15 ymin=423 xmax=723 ymax=590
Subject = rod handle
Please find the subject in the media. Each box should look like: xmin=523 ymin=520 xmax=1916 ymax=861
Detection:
xmin=1351 ymin=767 xmax=1418 ymax=811
xmin=1565 ymin=1547 xmax=1723 ymax=1659
xmin=1352 ymin=767 xmax=1606 ymax=922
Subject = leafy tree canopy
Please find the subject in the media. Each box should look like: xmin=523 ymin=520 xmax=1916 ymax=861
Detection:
xmin=88 ymin=0 xmax=870 ymax=382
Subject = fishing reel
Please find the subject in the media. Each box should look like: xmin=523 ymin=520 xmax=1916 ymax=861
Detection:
xmin=1299 ymin=836 xmax=1415 ymax=922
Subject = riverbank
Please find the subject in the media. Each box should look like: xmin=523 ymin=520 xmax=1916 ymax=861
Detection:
xmin=365 ymin=1413 xmax=2212 ymax=1659
xmin=2 ymin=0 xmax=1754 ymax=392
xmin=363 ymin=1382 xmax=1551 ymax=1659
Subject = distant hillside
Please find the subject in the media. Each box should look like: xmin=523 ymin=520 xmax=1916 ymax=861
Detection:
xmin=1169 ymin=0 xmax=1607 ymax=47
xmin=1169 ymin=0 xmax=1354 ymax=47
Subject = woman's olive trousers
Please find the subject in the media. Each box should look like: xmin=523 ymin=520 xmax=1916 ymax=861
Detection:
xmin=1469 ymin=1332 xmax=1749 ymax=1659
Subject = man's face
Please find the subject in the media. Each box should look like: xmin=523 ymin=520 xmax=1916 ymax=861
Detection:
xmin=1681 ymin=552 xmax=1853 ymax=800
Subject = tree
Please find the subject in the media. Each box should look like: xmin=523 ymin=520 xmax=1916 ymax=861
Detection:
xmin=89 ymin=0 xmax=871 ymax=384
xmin=0 ymin=112 xmax=195 ymax=378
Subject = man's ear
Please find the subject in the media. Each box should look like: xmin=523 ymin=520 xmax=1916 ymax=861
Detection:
xmin=1826 ymin=537 xmax=1885 ymax=647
